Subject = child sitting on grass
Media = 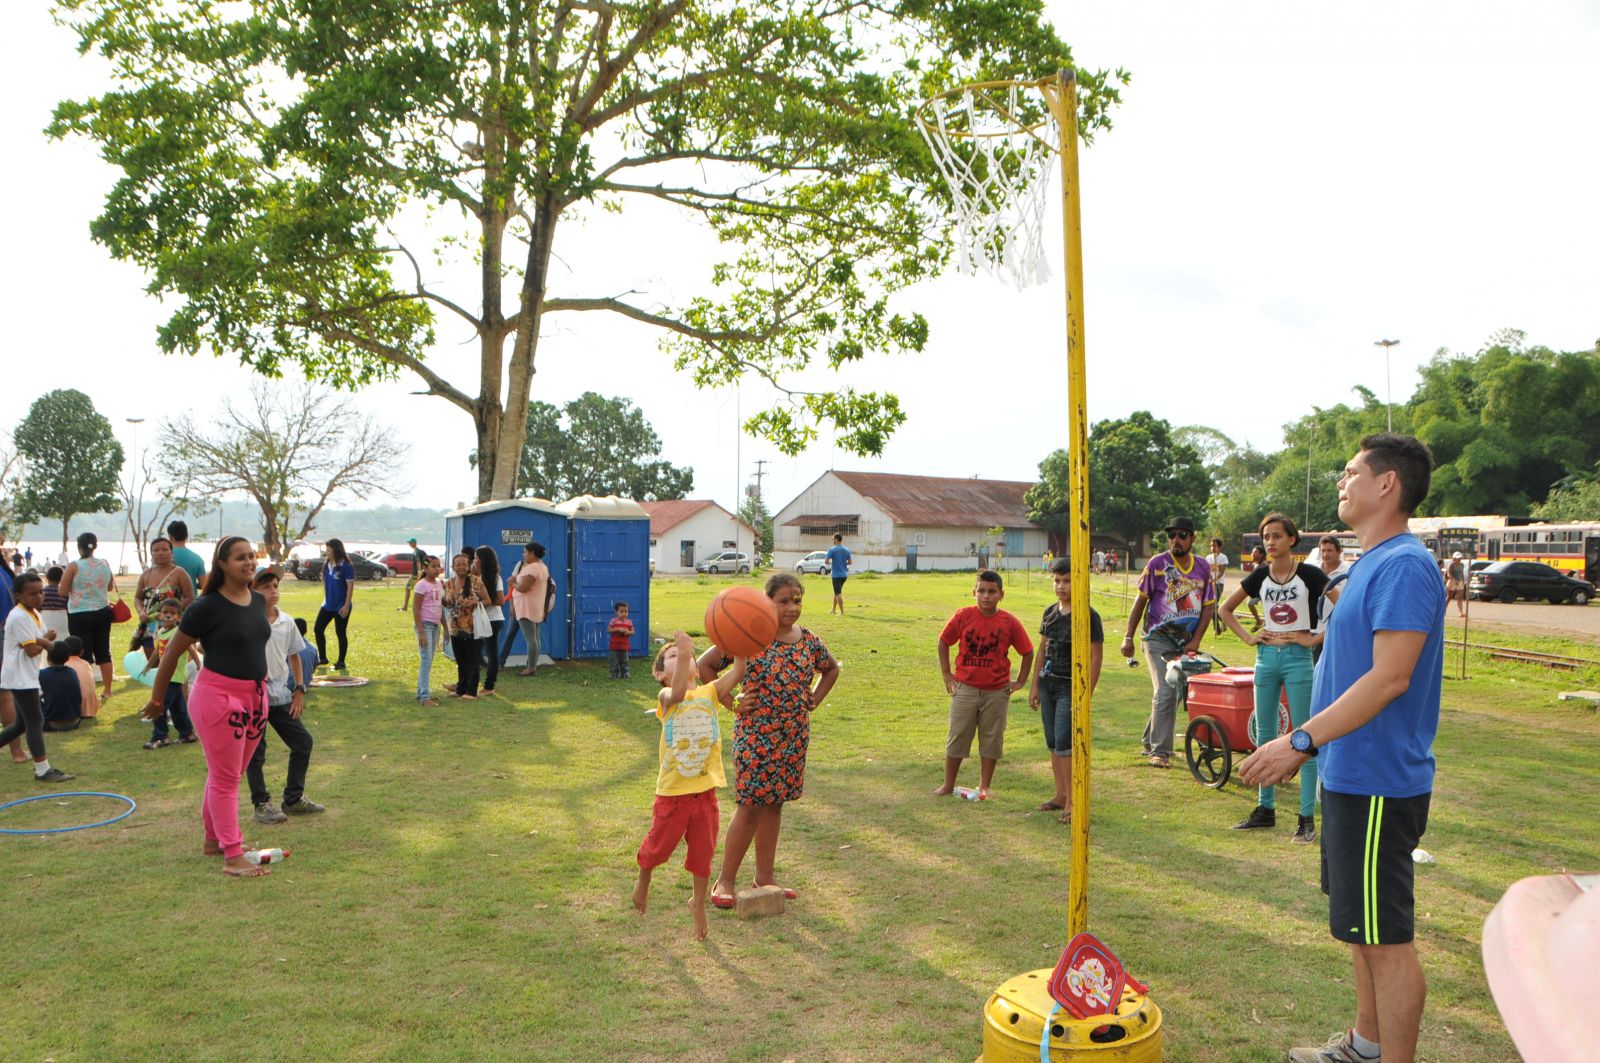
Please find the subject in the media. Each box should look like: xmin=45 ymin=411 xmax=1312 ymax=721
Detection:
xmin=934 ymin=569 xmax=1034 ymax=800
xmin=40 ymin=641 xmax=82 ymax=732
xmin=634 ymin=631 xmax=745 ymax=940
xmin=144 ymin=598 xmax=199 ymax=749
xmin=61 ymin=636 xmax=100 ymax=720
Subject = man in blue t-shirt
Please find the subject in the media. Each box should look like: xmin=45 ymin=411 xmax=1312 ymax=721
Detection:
xmin=1241 ymin=434 xmax=1444 ymax=1063
xmin=825 ymin=532 xmax=852 ymax=615
xmin=167 ymin=520 xmax=207 ymax=592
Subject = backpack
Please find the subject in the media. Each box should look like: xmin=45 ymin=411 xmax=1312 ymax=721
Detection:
xmin=544 ymin=572 xmax=558 ymax=616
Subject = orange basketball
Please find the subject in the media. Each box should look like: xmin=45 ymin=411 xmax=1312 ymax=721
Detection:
xmin=704 ymin=585 xmax=779 ymax=658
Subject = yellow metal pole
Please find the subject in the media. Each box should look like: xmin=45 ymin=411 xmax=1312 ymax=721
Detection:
xmin=1044 ymin=68 xmax=1092 ymax=941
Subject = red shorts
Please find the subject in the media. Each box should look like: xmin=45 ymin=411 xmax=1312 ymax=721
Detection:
xmin=636 ymin=790 xmax=720 ymax=878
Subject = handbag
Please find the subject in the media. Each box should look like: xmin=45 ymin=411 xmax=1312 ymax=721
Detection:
xmin=109 ymin=599 xmax=133 ymax=624
xmin=471 ymin=603 xmax=493 ymax=639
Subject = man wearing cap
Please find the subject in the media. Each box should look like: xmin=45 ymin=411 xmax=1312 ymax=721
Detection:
xmin=1119 ymin=516 xmax=1217 ymax=768
xmin=1443 ymin=551 xmax=1466 ymax=618
xmin=400 ymin=537 xmax=427 ymax=611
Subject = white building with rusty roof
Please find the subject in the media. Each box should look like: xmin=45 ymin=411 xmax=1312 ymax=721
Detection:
xmin=772 ymin=470 xmax=1051 ymax=573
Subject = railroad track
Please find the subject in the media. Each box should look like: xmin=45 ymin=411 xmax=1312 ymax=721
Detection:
xmin=1453 ymin=642 xmax=1600 ymax=671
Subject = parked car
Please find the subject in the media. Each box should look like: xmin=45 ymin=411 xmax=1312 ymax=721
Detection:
xmin=795 ymin=550 xmax=830 ymax=575
xmin=380 ymin=551 xmax=416 ymax=576
xmin=695 ymin=550 xmax=751 ymax=575
xmin=1469 ymin=560 xmax=1593 ymax=605
xmin=294 ymin=553 xmax=393 ymax=582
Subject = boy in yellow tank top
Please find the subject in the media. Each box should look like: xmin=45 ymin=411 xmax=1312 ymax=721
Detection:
xmin=633 ymin=631 xmax=746 ymax=939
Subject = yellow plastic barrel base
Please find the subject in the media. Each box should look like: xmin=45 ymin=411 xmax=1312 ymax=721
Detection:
xmin=976 ymin=968 xmax=1163 ymax=1062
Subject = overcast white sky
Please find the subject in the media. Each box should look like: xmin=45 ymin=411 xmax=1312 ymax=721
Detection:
xmin=3 ymin=1 xmax=1597 ymax=521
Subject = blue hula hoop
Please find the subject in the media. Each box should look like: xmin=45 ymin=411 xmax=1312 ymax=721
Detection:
xmin=0 ymin=791 xmax=137 ymax=835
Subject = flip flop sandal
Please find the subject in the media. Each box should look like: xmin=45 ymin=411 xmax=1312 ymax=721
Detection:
xmin=221 ymin=864 xmax=270 ymax=877
xmin=1036 ymin=800 xmax=1065 ymax=811
xmin=1057 ymin=810 xmax=1073 ymax=824
xmin=710 ymin=893 xmax=736 ymax=910
xmin=1147 ymin=756 xmax=1172 ymax=769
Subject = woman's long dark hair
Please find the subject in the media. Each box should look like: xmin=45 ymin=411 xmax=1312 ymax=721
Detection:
xmin=474 ymin=546 xmax=502 ymax=605
xmin=326 ymin=537 xmax=349 ymax=563
xmin=203 ymin=536 xmax=252 ymax=596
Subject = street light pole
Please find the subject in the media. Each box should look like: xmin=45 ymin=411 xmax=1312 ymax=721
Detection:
xmin=1305 ymin=420 xmax=1316 ymax=528
xmin=126 ymin=417 xmax=146 ymax=568
xmin=1375 ymin=339 xmax=1400 ymax=431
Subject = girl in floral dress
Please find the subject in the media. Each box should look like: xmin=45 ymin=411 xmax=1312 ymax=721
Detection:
xmin=699 ymin=573 xmax=840 ymax=909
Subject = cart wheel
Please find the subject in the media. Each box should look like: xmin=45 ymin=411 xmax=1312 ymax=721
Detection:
xmin=1185 ymin=715 xmax=1232 ymax=789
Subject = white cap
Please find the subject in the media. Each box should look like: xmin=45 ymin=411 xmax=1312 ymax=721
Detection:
xmin=1452 ymin=551 xmax=1464 ymax=559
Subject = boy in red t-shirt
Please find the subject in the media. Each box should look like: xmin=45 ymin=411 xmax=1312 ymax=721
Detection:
xmin=607 ymin=601 xmax=635 ymax=679
xmin=934 ymin=570 xmax=1034 ymax=799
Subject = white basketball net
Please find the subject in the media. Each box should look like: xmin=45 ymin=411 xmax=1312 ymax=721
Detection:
xmin=917 ymin=81 xmax=1059 ymax=290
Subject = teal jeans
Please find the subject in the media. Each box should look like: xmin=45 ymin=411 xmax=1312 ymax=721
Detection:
xmin=1253 ymin=642 xmax=1316 ymax=816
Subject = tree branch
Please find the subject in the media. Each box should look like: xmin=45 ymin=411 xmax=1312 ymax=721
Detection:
xmin=541 ymin=296 xmax=772 ymax=344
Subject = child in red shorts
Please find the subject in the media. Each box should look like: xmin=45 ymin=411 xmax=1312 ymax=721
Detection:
xmin=633 ymin=630 xmax=745 ymax=939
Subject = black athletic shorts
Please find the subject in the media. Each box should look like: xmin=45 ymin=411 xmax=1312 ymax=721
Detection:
xmin=831 ymin=576 xmax=847 ymax=595
xmin=1320 ymin=787 xmax=1430 ymax=945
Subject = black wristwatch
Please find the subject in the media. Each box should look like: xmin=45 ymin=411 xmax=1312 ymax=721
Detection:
xmin=1289 ymin=727 xmax=1317 ymax=757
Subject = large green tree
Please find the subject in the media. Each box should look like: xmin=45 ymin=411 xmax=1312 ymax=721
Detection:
xmin=1027 ymin=411 xmax=1210 ymax=548
xmin=14 ymin=389 xmax=125 ymax=550
xmin=52 ymin=0 xmax=1125 ymax=503
xmin=1409 ymin=336 xmax=1600 ymax=515
xmin=494 ymin=392 xmax=693 ymax=501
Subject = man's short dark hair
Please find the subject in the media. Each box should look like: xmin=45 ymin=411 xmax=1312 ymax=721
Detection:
xmin=1359 ymin=433 xmax=1434 ymax=516
xmin=614 ymin=600 xmax=628 ymax=612
xmin=14 ymin=572 xmax=43 ymax=593
xmin=832 ymin=532 xmax=843 ymax=543
xmin=977 ymin=569 xmax=1003 ymax=589
xmin=47 ymin=641 xmax=72 ymax=667
xmin=46 ymin=566 xmax=63 ymax=582
xmin=1320 ymin=535 xmax=1342 ymax=550
xmin=167 ymin=520 xmax=189 ymax=541
xmin=1049 ymin=558 xmax=1072 ymax=577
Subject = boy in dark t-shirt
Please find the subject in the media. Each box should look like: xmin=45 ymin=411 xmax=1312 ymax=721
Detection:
xmin=40 ymin=642 xmax=83 ymax=732
xmin=1028 ymin=559 xmax=1103 ymax=821
xmin=934 ymin=570 xmax=1033 ymax=800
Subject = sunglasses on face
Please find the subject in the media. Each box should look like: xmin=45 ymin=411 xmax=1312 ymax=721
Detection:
xmin=1167 ymin=530 xmax=1193 ymax=540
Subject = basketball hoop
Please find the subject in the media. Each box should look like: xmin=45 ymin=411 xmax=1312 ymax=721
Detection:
xmin=915 ymin=78 xmax=1061 ymax=289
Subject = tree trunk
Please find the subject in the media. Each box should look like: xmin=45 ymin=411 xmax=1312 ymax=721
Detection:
xmin=61 ymin=517 xmax=70 ymax=555
xmin=475 ymin=400 xmax=500 ymax=503
xmin=489 ymin=193 xmax=559 ymax=502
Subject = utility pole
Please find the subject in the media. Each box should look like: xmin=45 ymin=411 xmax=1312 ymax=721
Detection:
xmin=751 ymin=459 xmax=769 ymax=504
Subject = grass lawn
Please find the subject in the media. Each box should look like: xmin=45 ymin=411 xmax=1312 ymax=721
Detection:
xmin=2 ymin=572 xmax=1595 ymax=1061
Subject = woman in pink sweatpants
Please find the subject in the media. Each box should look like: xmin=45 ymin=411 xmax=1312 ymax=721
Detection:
xmin=143 ymin=536 xmax=275 ymax=878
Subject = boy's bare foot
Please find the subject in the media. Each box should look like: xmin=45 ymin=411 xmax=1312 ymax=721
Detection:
xmin=931 ymin=784 xmax=954 ymax=796
xmin=633 ymin=868 xmax=651 ymax=915
xmin=459 ymin=694 xmax=478 ymax=701
xmin=518 ymin=669 xmax=536 ymax=676
xmin=690 ymin=896 xmax=708 ymax=940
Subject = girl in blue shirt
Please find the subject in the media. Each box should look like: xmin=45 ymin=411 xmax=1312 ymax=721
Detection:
xmin=314 ymin=538 xmax=356 ymax=671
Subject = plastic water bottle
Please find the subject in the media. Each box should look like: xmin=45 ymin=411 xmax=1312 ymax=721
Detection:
xmin=243 ymin=847 xmax=290 ymax=866
xmin=953 ymin=786 xmax=986 ymax=802
xmin=1411 ymin=848 xmax=1434 ymax=864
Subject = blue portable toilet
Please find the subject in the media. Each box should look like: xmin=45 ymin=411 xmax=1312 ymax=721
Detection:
xmin=444 ymin=499 xmax=570 ymax=662
xmin=556 ymin=495 xmax=651 ymax=659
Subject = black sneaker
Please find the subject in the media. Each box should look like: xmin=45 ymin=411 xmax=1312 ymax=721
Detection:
xmin=284 ymin=798 xmax=326 ymax=815
xmin=1292 ymin=815 xmax=1317 ymax=844
xmin=35 ymin=768 xmax=75 ymax=784
xmin=1232 ymin=805 xmax=1276 ymax=830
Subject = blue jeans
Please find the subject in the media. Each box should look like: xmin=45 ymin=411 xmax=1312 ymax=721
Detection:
xmin=1038 ymin=675 xmax=1073 ymax=755
xmin=1253 ymin=642 xmax=1316 ymax=815
xmin=417 ymin=622 xmax=439 ymax=701
xmin=150 ymin=683 xmax=194 ymax=742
